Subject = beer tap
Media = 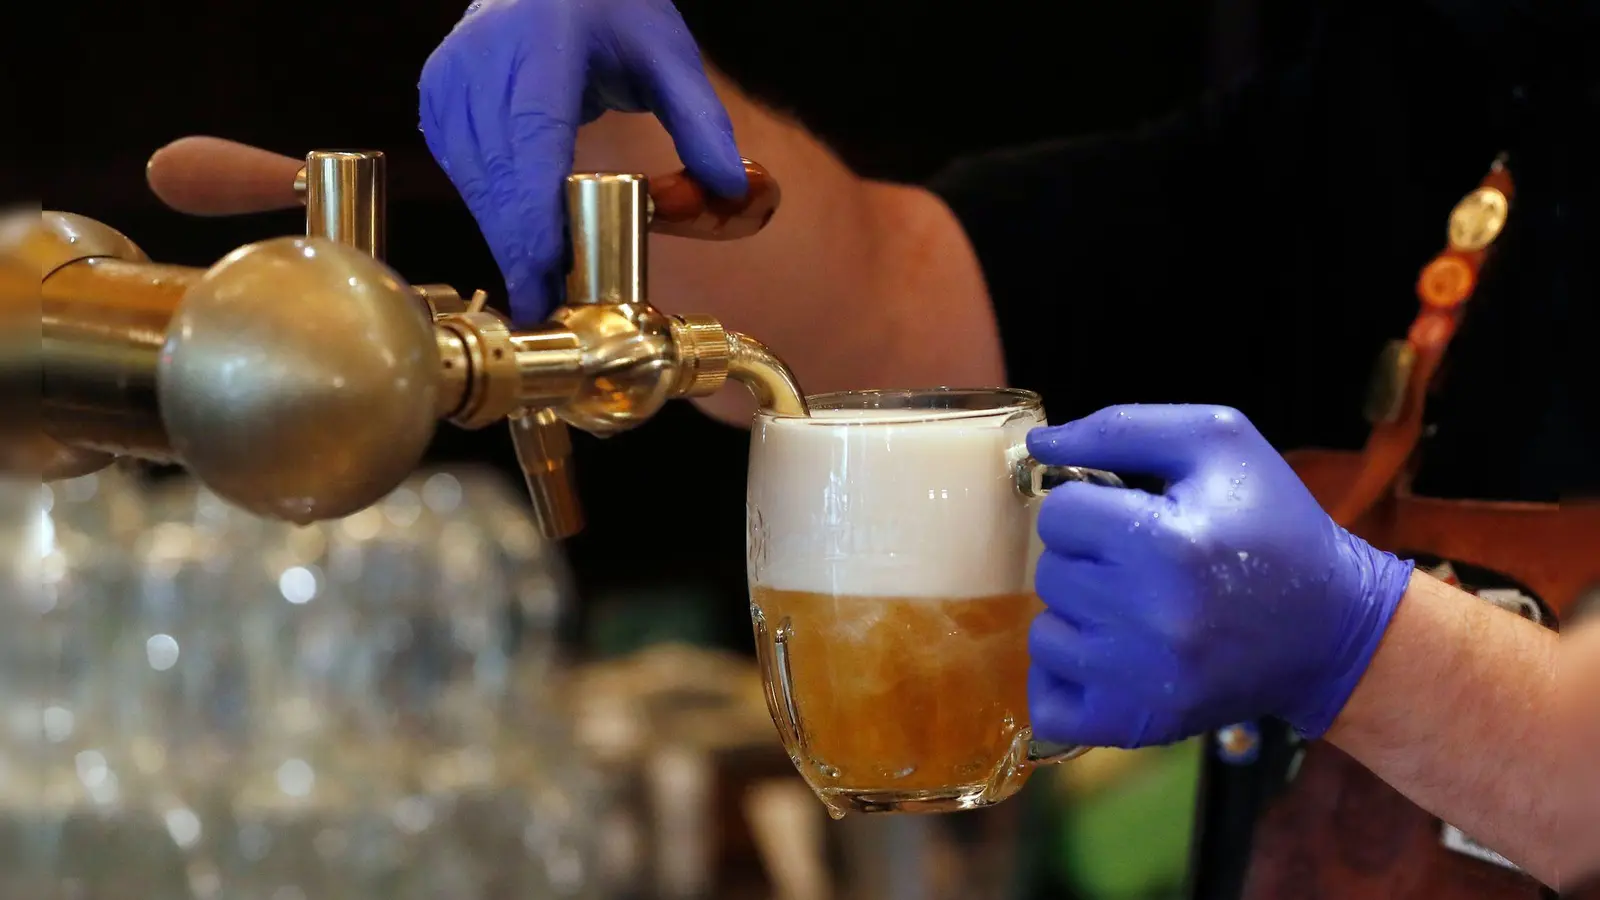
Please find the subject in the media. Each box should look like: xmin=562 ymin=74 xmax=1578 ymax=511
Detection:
xmin=22 ymin=137 xmax=808 ymax=537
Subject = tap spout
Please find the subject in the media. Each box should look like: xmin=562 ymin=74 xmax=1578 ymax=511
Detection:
xmin=726 ymin=331 xmax=809 ymax=417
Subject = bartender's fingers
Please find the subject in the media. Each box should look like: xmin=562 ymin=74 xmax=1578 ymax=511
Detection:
xmin=1028 ymin=403 xmax=1258 ymax=480
xmin=1029 ymin=666 xmax=1163 ymax=750
xmin=1028 ymin=612 xmax=1093 ymax=682
xmin=1032 ymin=552 xmax=1130 ymax=627
xmin=146 ymin=136 xmax=304 ymax=216
xmin=1037 ymin=479 xmax=1169 ymax=561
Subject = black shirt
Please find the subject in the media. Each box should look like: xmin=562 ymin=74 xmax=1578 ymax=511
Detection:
xmin=929 ymin=0 xmax=1596 ymax=503
xmin=927 ymin=1 xmax=1595 ymax=896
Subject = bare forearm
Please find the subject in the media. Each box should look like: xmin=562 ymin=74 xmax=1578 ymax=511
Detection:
xmin=573 ymin=70 xmax=1001 ymax=423
xmin=1326 ymin=570 xmax=1588 ymax=887
xmin=1558 ymin=620 xmax=1600 ymax=888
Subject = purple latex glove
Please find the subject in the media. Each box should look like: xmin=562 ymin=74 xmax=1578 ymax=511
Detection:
xmin=419 ymin=0 xmax=746 ymax=322
xmin=1025 ymin=405 xmax=1415 ymax=748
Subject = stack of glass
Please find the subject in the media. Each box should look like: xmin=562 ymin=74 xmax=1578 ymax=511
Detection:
xmin=1 ymin=467 xmax=602 ymax=899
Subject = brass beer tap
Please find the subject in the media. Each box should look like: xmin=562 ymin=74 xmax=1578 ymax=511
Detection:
xmin=19 ymin=136 xmax=808 ymax=537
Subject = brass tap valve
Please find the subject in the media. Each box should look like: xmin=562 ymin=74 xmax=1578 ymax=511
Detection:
xmin=19 ymin=137 xmax=807 ymax=537
xmin=429 ymin=169 xmax=807 ymax=537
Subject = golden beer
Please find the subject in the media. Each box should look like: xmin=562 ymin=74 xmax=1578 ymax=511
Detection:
xmin=751 ymin=586 xmax=1040 ymax=798
xmin=747 ymin=389 xmax=1117 ymax=816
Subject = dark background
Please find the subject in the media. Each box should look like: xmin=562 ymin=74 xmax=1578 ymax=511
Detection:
xmin=45 ymin=0 xmax=1314 ymax=652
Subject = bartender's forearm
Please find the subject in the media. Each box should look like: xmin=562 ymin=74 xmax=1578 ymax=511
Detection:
xmin=1326 ymin=570 xmax=1596 ymax=888
xmin=573 ymin=68 xmax=1002 ymax=423
xmin=1558 ymin=621 xmax=1600 ymax=888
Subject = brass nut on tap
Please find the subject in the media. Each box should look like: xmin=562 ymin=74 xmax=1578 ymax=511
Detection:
xmin=438 ymin=310 xmax=522 ymax=430
xmin=670 ymin=314 xmax=732 ymax=398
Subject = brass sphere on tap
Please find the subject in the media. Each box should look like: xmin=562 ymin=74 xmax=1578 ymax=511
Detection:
xmin=159 ymin=237 xmax=441 ymax=524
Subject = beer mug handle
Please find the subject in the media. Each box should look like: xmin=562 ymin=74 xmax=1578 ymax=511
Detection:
xmin=1011 ymin=453 xmax=1124 ymax=499
xmin=752 ymin=604 xmax=808 ymax=754
xmin=1011 ymin=450 xmax=1124 ymax=766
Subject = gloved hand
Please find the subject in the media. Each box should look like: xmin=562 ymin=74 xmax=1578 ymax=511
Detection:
xmin=419 ymin=0 xmax=746 ymax=323
xmin=1025 ymin=404 xmax=1415 ymax=748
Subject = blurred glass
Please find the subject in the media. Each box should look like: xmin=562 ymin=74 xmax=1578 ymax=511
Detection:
xmin=3 ymin=466 xmax=602 ymax=899
xmin=0 ymin=476 xmax=49 ymax=898
xmin=0 ymin=468 xmax=155 ymax=898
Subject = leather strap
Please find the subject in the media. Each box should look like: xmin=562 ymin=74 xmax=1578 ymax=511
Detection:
xmin=1330 ymin=159 xmax=1515 ymax=527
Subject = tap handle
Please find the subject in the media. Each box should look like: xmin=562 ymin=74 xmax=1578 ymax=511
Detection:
xmin=146 ymin=136 xmax=306 ymax=216
xmin=147 ymin=138 xmax=780 ymax=240
xmin=147 ymin=136 xmax=386 ymax=258
xmin=648 ymin=159 xmax=780 ymax=241
xmin=302 ymin=151 xmax=387 ymax=259
xmin=562 ymin=159 xmax=781 ymax=306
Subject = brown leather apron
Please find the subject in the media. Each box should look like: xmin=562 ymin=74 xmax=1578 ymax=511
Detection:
xmin=1238 ymin=159 xmax=1599 ymax=899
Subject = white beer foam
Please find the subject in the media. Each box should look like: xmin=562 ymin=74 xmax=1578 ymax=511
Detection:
xmin=747 ymin=406 xmax=1044 ymax=599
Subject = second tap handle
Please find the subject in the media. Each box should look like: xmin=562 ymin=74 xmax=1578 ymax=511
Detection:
xmin=567 ymin=173 xmax=649 ymax=307
xmin=648 ymin=159 xmax=780 ymax=241
xmin=562 ymin=159 xmax=782 ymax=305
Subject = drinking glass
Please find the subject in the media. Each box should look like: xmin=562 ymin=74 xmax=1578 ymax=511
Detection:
xmin=746 ymin=388 xmax=1121 ymax=817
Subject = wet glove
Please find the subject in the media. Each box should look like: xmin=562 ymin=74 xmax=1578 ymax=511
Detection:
xmin=1025 ymin=404 xmax=1415 ymax=747
xmin=419 ymin=0 xmax=746 ymax=322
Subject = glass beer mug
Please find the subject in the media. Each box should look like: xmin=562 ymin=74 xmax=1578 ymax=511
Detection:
xmin=747 ymin=388 xmax=1122 ymax=818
